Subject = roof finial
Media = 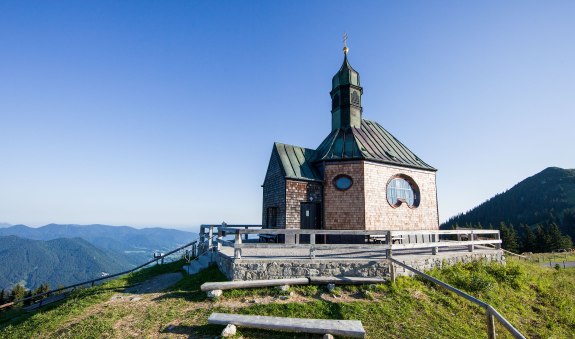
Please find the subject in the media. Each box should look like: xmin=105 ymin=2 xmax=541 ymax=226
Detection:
xmin=343 ymin=32 xmax=349 ymax=54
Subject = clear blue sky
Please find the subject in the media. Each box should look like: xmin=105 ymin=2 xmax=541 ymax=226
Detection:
xmin=1 ymin=1 xmax=574 ymax=231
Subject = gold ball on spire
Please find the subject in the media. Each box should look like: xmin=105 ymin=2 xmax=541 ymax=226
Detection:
xmin=343 ymin=46 xmax=349 ymax=54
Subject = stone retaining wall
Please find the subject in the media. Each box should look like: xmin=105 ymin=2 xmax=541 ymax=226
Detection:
xmin=216 ymin=250 xmax=504 ymax=281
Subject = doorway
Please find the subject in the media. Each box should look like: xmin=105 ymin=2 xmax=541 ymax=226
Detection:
xmin=300 ymin=202 xmax=321 ymax=244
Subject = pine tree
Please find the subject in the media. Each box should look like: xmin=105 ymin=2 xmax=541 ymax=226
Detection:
xmin=10 ymin=284 xmax=26 ymax=306
xmin=534 ymin=224 xmax=549 ymax=252
xmin=500 ymin=222 xmax=520 ymax=253
xmin=521 ymin=224 xmax=537 ymax=252
xmin=0 ymin=289 xmax=5 ymax=305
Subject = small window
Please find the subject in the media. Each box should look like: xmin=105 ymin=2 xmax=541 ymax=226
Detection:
xmin=266 ymin=207 xmax=278 ymax=228
xmin=386 ymin=175 xmax=420 ymax=208
xmin=333 ymin=174 xmax=353 ymax=191
xmin=351 ymin=91 xmax=360 ymax=105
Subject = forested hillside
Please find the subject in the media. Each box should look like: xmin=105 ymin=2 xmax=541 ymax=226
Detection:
xmin=442 ymin=167 xmax=575 ymax=252
xmin=0 ymin=224 xmax=197 ymax=265
xmin=0 ymin=236 xmax=132 ymax=291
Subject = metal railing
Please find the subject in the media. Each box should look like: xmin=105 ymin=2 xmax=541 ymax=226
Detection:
xmin=0 ymin=234 xmax=216 ymax=312
xmin=388 ymin=258 xmax=525 ymax=339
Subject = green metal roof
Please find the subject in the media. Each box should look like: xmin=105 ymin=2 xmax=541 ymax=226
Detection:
xmin=274 ymin=142 xmax=322 ymax=182
xmin=313 ymin=119 xmax=436 ymax=171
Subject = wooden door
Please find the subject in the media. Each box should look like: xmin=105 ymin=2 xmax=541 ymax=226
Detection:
xmin=300 ymin=202 xmax=321 ymax=244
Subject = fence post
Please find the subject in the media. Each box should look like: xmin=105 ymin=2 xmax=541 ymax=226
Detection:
xmin=468 ymin=230 xmax=474 ymax=252
xmin=234 ymin=232 xmax=242 ymax=259
xmin=244 ymin=226 xmax=249 ymax=241
xmin=208 ymin=225 xmax=214 ymax=251
xmin=199 ymin=225 xmax=206 ymax=253
xmin=495 ymin=230 xmax=502 ymax=250
xmin=309 ymin=233 xmax=316 ymax=259
xmin=217 ymin=226 xmax=223 ymax=252
xmin=386 ymin=230 xmax=393 ymax=258
xmin=486 ymin=308 xmax=496 ymax=339
xmin=432 ymin=233 xmax=438 ymax=255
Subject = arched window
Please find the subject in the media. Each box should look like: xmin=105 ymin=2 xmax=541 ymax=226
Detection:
xmin=386 ymin=175 xmax=420 ymax=208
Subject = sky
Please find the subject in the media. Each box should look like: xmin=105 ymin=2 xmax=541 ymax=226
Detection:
xmin=1 ymin=1 xmax=574 ymax=232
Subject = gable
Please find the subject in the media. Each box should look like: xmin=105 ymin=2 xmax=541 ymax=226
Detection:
xmin=273 ymin=142 xmax=322 ymax=182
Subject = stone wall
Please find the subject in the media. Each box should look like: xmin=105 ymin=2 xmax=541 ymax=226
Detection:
xmin=216 ymin=250 xmax=504 ymax=281
xmin=323 ymin=161 xmax=365 ymax=230
xmin=285 ymin=180 xmax=323 ymax=229
xmin=364 ymin=162 xmax=439 ymax=230
xmin=262 ymin=149 xmax=286 ymax=228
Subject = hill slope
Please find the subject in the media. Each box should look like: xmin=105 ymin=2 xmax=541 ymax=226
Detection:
xmin=0 ymin=236 xmax=132 ymax=291
xmin=0 ymin=259 xmax=573 ymax=338
xmin=442 ymin=167 xmax=575 ymax=241
xmin=0 ymin=224 xmax=197 ymax=265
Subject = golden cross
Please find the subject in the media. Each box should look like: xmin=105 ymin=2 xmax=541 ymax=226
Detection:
xmin=343 ymin=32 xmax=348 ymax=48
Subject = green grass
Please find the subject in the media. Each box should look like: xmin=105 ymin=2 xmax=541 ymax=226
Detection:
xmin=1 ymin=258 xmax=574 ymax=338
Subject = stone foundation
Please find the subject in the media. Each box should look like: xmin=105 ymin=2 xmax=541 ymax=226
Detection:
xmin=216 ymin=250 xmax=504 ymax=281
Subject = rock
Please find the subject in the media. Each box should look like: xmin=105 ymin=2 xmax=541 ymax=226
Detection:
xmin=251 ymin=298 xmax=260 ymax=304
xmin=277 ymin=284 xmax=290 ymax=292
xmin=279 ymin=295 xmax=289 ymax=300
xmin=221 ymin=324 xmax=237 ymax=337
xmin=327 ymin=283 xmax=336 ymax=292
xmin=207 ymin=289 xmax=222 ymax=299
xmin=323 ymin=334 xmax=335 ymax=339
xmin=130 ymin=297 xmax=142 ymax=302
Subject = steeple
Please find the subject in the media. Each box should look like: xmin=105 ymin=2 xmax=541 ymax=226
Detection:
xmin=330 ymin=35 xmax=363 ymax=131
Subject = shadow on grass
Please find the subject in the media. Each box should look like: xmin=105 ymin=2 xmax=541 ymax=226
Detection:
xmin=160 ymin=323 xmax=223 ymax=338
xmin=152 ymin=265 xmax=228 ymax=303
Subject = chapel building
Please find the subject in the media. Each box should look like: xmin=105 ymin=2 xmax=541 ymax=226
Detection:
xmin=262 ymin=49 xmax=439 ymax=240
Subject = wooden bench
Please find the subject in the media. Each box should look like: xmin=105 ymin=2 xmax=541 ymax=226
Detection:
xmin=208 ymin=312 xmax=366 ymax=338
xmin=201 ymin=278 xmax=309 ymax=292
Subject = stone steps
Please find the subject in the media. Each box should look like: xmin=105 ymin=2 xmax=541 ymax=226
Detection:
xmin=183 ymin=252 xmax=214 ymax=275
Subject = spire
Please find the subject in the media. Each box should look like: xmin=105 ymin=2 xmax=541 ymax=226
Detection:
xmin=330 ymin=35 xmax=363 ymax=131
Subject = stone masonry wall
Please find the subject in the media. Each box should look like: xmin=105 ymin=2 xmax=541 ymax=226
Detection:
xmin=323 ymin=161 xmax=365 ymax=230
xmin=262 ymin=149 xmax=286 ymax=228
xmin=216 ymin=250 xmax=504 ymax=281
xmin=364 ymin=162 xmax=439 ymax=230
xmin=285 ymin=180 xmax=323 ymax=229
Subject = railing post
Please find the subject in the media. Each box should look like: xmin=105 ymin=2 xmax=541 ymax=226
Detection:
xmin=234 ymin=232 xmax=242 ymax=259
xmin=244 ymin=226 xmax=249 ymax=241
xmin=217 ymin=226 xmax=223 ymax=252
xmin=468 ymin=230 xmax=474 ymax=252
xmin=309 ymin=232 xmax=316 ymax=259
xmin=389 ymin=261 xmax=396 ymax=282
xmin=495 ymin=230 xmax=502 ymax=250
xmin=208 ymin=225 xmax=214 ymax=251
xmin=199 ymin=225 xmax=206 ymax=253
xmin=486 ymin=308 xmax=496 ymax=339
xmin=432 ymin=233 xmax=438 ymax=255
xmin=386 ymin=230 xmax=393 ymax=258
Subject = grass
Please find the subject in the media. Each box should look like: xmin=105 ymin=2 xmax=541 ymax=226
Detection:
xmin=0 ymin=257 xmax=574 ymax=338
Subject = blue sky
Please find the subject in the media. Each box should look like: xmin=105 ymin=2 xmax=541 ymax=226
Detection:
xmin=1 ymin=1 xmax=574 ymax=231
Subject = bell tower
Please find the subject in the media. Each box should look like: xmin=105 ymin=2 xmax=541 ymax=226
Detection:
xmin=330 ymin=34 xmax=363 ymax=131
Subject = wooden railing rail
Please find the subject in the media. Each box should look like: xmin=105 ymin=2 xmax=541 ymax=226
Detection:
xmin=215 ymin=228 xmax=501 ymax=260
xmin=0 ymin=233 xmax=216 ymax=312
xmin=388 ymin=258 xmax=525 ymax=339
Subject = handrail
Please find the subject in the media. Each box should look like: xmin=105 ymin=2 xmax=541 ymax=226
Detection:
xmin=0 ymin=234 xmax=214 ymax=312
xmin=388 ymin=258 xmax=525 ymax=339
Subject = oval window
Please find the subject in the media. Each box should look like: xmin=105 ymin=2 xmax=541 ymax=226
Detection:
xmin=333 ymin=175 xmax=353 ymax=191
xmin=386 ymin=175 xmax=420 ymax=208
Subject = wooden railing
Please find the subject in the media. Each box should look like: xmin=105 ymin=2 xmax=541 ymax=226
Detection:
xmin=215 ymin=228 xmax=502 ymax=259
xmin=0 ymin=233 xmax=217 ymax=312
xmin=389 ymin=258 xmax=525 ymax=339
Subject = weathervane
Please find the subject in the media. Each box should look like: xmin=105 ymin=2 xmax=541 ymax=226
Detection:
xmin=343 ymin=32 xmax=349 ymax=54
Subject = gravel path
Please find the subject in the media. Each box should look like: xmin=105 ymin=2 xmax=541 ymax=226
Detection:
xmin=122 ymin=272 xmax=183 ymax=294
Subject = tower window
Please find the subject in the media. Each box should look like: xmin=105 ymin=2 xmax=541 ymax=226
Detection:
xmin=351 ymin=91 xmax=360 ymax=105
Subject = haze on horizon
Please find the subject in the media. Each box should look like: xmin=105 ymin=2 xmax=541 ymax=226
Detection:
xmin=1 ymin=1 xmax=574 ymax=231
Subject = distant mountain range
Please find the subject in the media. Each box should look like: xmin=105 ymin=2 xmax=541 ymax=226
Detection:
xmin=442 ymin=167 xmax=575 ymax=252
xmin=0 ymin=224 xmax=198 ymax=291
xmin=0 ymin=223 xmax=12 ymax=228
xmin=0 ymin=236 xmax=132 ymax=291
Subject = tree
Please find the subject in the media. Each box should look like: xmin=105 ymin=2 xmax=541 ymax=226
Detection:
xmin=0 ymin=289 xmax=5 ymax=305
xmin=10 ymin=284 xmax=26 ymax=307
xmin=521 ymin=224 xmax=537 ymax=252
xmin=500 ymin=222 xmax=520 ymax=253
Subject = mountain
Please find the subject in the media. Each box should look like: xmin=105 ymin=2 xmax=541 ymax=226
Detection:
xmin=0 ymin=223 xmax=12 ymax=228
xmin=0 ymin=224 xmax=198 ymax=266
xmin=442 ymin=167 xmax=575 ymax=251
xmin=0 ymin=235 xmax=132 ymax=291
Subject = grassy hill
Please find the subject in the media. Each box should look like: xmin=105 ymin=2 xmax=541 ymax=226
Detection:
xmin=0 ymin=236 xmax=132 ymax=291
xmin=1 ymin=258 xmax=573 ymax=338
xmin=442 ymin=167 xmax=575 ymax=251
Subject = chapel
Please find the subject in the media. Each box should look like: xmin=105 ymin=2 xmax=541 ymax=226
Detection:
xmin=261 ymin=46 xmax=439 ymax=241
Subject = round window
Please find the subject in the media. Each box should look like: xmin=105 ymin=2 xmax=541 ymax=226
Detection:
xmin=333 ymin=175 xmax=353 ymax=191
xmin=386 ymin=175 xmax=420 ymax=208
